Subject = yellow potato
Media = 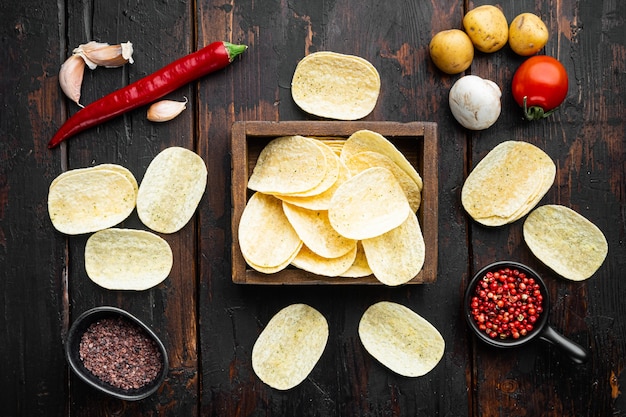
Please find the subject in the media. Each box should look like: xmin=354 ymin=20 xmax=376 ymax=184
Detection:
xmin=508 ymin=13 xmax=549 ymax=56
xmin=463 ymin=5 xmax=508 ymax=53
xmin=429 ymin=29 xmax=474 ymax=74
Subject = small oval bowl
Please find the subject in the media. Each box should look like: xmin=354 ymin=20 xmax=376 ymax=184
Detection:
xmin=65 ymin=306 xmax=169 ymax=401
xmin=464 ymin=261 xmax=588 ymax=364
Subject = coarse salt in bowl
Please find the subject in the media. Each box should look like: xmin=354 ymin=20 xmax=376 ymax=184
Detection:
xmin=65 ymin=306 xmax=169 ymax=400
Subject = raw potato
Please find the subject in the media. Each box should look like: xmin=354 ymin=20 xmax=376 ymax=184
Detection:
xmin=509 ymin=13 xmax=549 ymax=56
xmin=429 ymin=29 xmax=474 ymax=74
xmin=252 ymin=304 xmax=328 ymax=390
xmin=463 ymin=5 xmax=509 ymax=53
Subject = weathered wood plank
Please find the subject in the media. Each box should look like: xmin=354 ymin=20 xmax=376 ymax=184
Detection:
xmin=0 ymin=1 xmax=68 ymax=416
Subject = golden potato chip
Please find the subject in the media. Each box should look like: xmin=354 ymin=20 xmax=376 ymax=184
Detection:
xmin=247 ymin=136 xmax=328 ymax=195
xmin=358 ymin=301 xmax=445 ymax=377
xmin=291 ymin=51 xmax=381 ymax=120
xmin=329 ymin=167 xmax=411 ymax=240
xmin=345 ymin=151 xmax=422 ymax=212
xmin=461 ymin=141 xmax=555 ymax=226
xmin=276 ymin=157 xmax=351 ymax=211
xmin=339 ymin=242 xmax=373 ymax=278
xmin=50 ymin=164 xmax=138 ymax=194
xmin=361 ymin=212 xmax=425 ymax=286
xmin=278 ymin=140 xmax=339 ymax=197
xmin=84 ymin=228 xmax=173 ymax=290
xmin=523 ymin=205 xmax=608 ymax=281
xmin=283 ymin=203 xmax=356 ymax=258
xmin=48 ymin=167 xmax=137 ymax=235
xmin=291 ymin=244 xmax=357 ymax=277
xmin=137 ymin=147 xmax=207 ymax=234
xmin=238 ymin=192 xmax=302 ymax=271
xmin=252 ymin=304 xmax=329 ymax=390
xmin=341 ymin=130 xmax=423 ymax=190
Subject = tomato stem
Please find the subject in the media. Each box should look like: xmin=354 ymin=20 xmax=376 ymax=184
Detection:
xmin=522 ymin=96 xmax=556 ymax=121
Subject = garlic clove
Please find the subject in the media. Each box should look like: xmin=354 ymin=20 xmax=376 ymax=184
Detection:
xmin=147 ymin=97 xmax=188 ymax=122
xmin=73 ymin=41 xmax=134 ymax=69
xmin=59 ymin=54 xmax=86 ymax=107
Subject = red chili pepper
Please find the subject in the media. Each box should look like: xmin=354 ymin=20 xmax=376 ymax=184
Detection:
xmin=48 ymin=41 xmax=247 ymax=148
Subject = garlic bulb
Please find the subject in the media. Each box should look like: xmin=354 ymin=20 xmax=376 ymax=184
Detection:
xmin=147 ymin=98 xmax=188 ymax=122
xmin=449 ymin=75 xmax=502 ymax=130
xmin=59 ymin=54 xmax=86 ymax=107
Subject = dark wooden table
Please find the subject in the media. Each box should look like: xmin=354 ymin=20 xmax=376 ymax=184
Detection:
xmin=2 ymin=0 xmax=625 ymax=416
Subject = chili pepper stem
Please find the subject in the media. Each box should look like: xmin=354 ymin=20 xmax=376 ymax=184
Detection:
xmin=224 ymin=42 xmax=248 ymax=61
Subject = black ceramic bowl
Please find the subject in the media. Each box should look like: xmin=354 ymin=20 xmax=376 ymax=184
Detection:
xmin=65 ymin=306 xmax=169 ymax=401
xmin=464 ymin=261 xmax=588 ymax=364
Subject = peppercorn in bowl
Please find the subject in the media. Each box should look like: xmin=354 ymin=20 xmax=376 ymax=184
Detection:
xmin=65 ymin=306 xmax=169 ymax=400
xmin=464 ymin=261 xmax=588 ymax=363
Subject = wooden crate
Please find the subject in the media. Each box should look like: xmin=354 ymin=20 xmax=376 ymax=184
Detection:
xmin=231 ymin=121 xmax=438 ymax=285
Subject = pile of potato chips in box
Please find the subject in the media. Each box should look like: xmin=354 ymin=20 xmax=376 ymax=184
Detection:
xmin=238 ymin=129 xmax=426 ymax=286
xmin=48 ymin=147 xmax=207 ymax=290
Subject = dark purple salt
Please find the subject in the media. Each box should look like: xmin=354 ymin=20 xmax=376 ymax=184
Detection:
xmin=79 ymin=316 xmax=163 ymax=391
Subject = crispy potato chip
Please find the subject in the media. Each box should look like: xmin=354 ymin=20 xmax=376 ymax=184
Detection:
xmin=341 ymin=130 xmax=423 ymax=190
xmin=358 ymin=301 xmax=445 ymax=377
xmin=339 ymin=242 xmax=373 ymax=278
xmin=291 ymin=244 xmax=357 ymax=277
xmin=461 ymin=141 xmax=555 ymax=226
xmin=48 ymin=167 xmax=137 ymax=235
xmin=329 ymin=167 xmax=411 ymax=240
xmin=252 ymin=304 xmax=329 ymax=390
xmin=137 ymin=147 xmax=207 ymax=234
xmin=276 ymin=157 xmax=351 ymax=211
xmin=345 ymin=151 xmax=422 ymax=212
xmin=84 ymin=228 xmax=173 ymax=290
xmin=362 ymin=212 xmax=425 ymax=286
xmin=283 ymin=203 xmax=356 ymax=258
xmin=50 ymin=164 xmax=138 ymax=194
xmin=278 ymin=140 xmax=339 ymax=197
xmin=238 ymin=192 xmax=303 ymax=271
xmin=291 ymin=51 xmax=380 ymax=120
xmin=248 ymin=136 xmax=328 ymax=195
xmin=523 ymin=205 xmax=608 ymax=281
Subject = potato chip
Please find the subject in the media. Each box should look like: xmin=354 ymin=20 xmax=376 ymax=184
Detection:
xmin=341 ymin=130 xmax=423 ymax=190
xmin=291 ymin=51 xmax=380 ymax=120
xmin=523 ymin=205 xmax=608 ymax=281
xmin=283 ymin=203 xmax=356 ymax=258
xmin=291 ymin=244 xmax=357 ymax=277
xmin=461 ymin=141 xmax=555 ymax=226
xmin=48 ymin=166 xmax=137 ymax=235
xmin=339 ymin=242 xmax=373 ymax=278
xmin=276 ymin=157 xmax=351 ymax=211
xmin=238 ymin=192 xmax=302 ymax=271
xmin=277 ymin=140 xmax=339 ymax=197
xmin=247 ymin=136 xmax=328 ymax=195
xmin=329 ymin=167 xmax=411 ymax=240
xmin=84 ymin=228 xmax=173 ymax=290
xmin=137 ymin=147 xmax=207 ymax=234
xmin=362 ymin=212 xmax=425 ymax=286
xmin=358 ymin=301 xmax=445 ymax=377
xmin=252 ymin=304 xmax=328 ymax=390
xmin=345 ymin=151 xmax=422 ymax=212
xmin=50 ymin=164 xmax=138 ymax=194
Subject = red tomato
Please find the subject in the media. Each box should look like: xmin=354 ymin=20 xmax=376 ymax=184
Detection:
xmin=511 ymin=56 xmax=568 ymax=120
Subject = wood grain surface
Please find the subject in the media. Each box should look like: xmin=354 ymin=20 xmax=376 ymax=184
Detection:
xmin=1 ymin=0 xmax=624 ymax=416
